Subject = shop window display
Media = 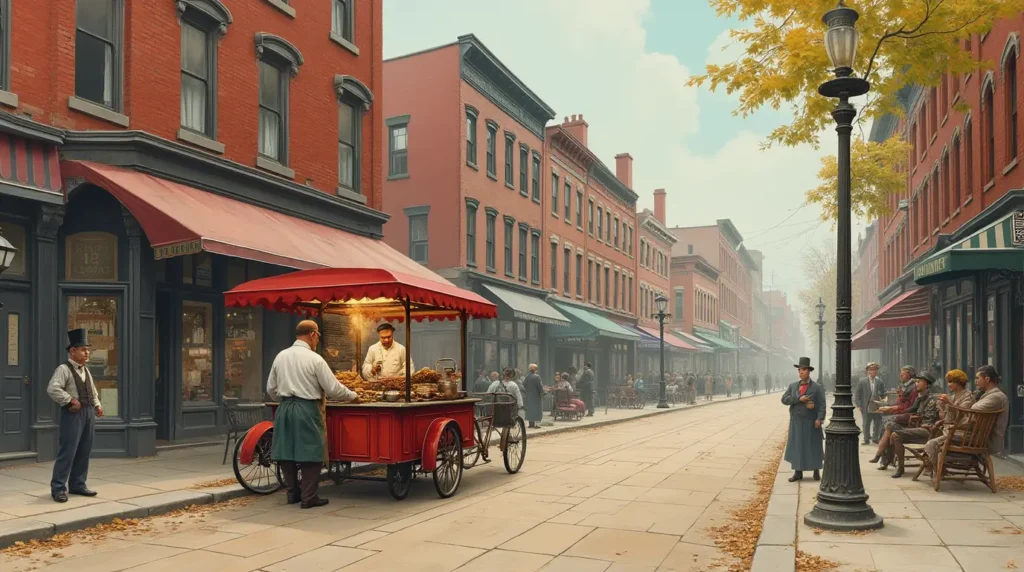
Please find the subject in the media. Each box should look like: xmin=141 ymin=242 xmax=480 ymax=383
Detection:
xmin=182 ymin=301 xmax=214 ymax=402
xmin=224 ymin=308 xmax=263 ymax=401
xmin=67 ymin=295 xmax=119 ymax=416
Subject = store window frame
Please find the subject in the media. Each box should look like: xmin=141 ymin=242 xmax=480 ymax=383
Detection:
xmin=386 ymin=115 xmax=409 ymax=179
xmin=0 ymin=0 xmax=10 ymax=99
xmin=254 ymin=33 xmax=303 ymax=174
xmin=519 ymin=143 xmax=529 ymax=196
xmin=485 ymin=120 xmax=498 ymax=179
xmin=73 ymin=0 xmax=125 ymax=115
xmin=59 ymin=284 xmax=127 ymax=421
xmin=504 ymin=131 xmax=516 ymax=188
xmin=177 ymin=0 xmax=231 ymax=143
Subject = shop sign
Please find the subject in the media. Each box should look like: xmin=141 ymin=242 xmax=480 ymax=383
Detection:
xmin=1012 ymin=211 xmax=1024 ymax=246
xmin=66 ymin=232 xmax=117 ymax=282
xmin=551 ymin=336 xmax=594 ymax=344
xmin=154 ymin=239 xmax=203 ymax=260
xmin=913 ymin=253 xmax=949 ymax=281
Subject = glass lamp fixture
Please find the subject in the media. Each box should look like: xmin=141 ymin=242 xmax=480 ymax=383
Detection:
xmin=823 ymin=3 xmax=860 ymax=76
xmin=816 ymin=297 xmax=826 ymax=321
xmin=654 ymin=294 xmax=668 ymax=314
xmin=0 ymin=229 xmax=17 ymax=275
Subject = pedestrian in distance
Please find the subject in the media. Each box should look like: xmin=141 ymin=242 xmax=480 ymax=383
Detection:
xmin=578 ymin=362 xmax=596 ymax=416
xmin=855 ymin=363 xmax=886 ymax=445
xmin=48 ymin=328 xmax=105 ymax=503
xmin=782 ymin=358 xmax=825 ymax=482
xmin=524 ymin=364 xmax=544 ymax=429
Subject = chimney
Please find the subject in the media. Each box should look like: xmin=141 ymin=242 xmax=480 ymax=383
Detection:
xmin=561 ymin=114 xmax=588 ymax=146
xmin=653 ymin=189 xmax=666 ymax=225
xmin=615 ymin=153 xmax=633 ymax=188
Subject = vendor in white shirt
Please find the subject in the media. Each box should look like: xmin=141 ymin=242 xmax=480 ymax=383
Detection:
xmin=362 ymin=323 xmax=412 ymax=380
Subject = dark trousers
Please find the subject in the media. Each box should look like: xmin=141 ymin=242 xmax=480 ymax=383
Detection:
xmin=862 ymin=412 xmax=882 ymax=443
xmin=51 ymin=407 xmax=95 ymax=495
xmin=580 ymin=386 xmax=594 ymax=415
xmin=278 ymin=460 xmax=321 ymax=504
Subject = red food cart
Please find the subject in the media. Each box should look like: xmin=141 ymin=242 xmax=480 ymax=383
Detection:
xmin=226 ymin=268 xmax=511 ymax=500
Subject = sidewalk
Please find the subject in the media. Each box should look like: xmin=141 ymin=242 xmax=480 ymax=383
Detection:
xmin=0 ymin=389 xmax=769 ymax=549
xmin=753 ymin=427 xmax=1024 ymax=572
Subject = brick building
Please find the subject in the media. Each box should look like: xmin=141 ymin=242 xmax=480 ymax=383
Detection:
xmin=851 ymin=221 xmax=881 ymax=366
xmin=0 ymin=0 xmax=435 ymax=457
xmin=859 ymin=16 xmax=1024 ymax=453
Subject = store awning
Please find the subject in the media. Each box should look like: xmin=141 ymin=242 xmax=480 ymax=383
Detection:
xmin=674 ymin=330 xmax=715 ymax=353
xmin=864 ymin=288 xmax=930 ymax=329
xmin=851 ymin=327 xmax=885 ymax=350
xmin=912 ymin=210 xmax=1024 ymax=285
xmin=549 ymin=302 xmax=640 ymax=343
xmin=0 ymin=133 xmax=62 ymax=204
xmin=637 ymin=326 xmax=697 ymax=351
xmin=480 ymin=284 xmax=569 ymax=326
xmin=740 ymin=336 xmax=768 ymax=353
xmin=693 ymin=327 xmax=740 ymax=351
xmin=61 ymin=161 xmax=441 ymax=280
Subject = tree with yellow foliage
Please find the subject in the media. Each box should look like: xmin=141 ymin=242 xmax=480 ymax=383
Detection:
xmin=689 ymin=0 xmax=1018 ymax=220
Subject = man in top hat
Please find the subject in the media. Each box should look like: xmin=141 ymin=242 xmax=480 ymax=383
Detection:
xmin=781 ymin=357 xmax=825 ymax=482
xmin=362 ymin=322 xmax=413 ymax=380
xmin=46 ymin=328 xmax=104 ymax=503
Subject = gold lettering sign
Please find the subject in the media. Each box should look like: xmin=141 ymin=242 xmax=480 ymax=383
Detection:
xmin=7 ymin=313 xmax=18 ymax=366
xmin=66 ymin=232 xmax=118 ymax=282
xmin=153 ymin=240 xmax=203 ymax=260
xmin=913 ymin=254 xmax=948 ymax=281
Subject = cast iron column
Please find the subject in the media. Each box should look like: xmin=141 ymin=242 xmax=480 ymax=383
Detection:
xmin=816 ymin=298 xmax=826 ymax=388
xmin=657 ymin=314 xmax=669 ymax=408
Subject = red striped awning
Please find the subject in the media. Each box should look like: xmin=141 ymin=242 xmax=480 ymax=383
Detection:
xmin=0 ymin=133 xmax=62 ymax=198
xmin=851 ymin=327 xmax=884 ymax=350
xmin=638 ymin=326 xmax=698 ymax=351
xmin=864 ymin=288 xmax=931 ymax=329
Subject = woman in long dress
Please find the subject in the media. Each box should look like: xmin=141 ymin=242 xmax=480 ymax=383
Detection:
xmin=781 ymin=357 xmax=826 ymax=482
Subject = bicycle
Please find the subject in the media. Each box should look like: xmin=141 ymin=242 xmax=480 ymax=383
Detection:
xmin=462 ymin=392 xmax=527 ymax=474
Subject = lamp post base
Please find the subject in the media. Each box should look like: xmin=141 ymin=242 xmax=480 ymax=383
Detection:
xmin=656 ymin=400 xmax=669 ymax=409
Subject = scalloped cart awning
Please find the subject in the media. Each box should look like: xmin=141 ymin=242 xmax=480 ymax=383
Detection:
xmin=480 ymin=284 xmax=570 ymax=327
xmin=61 ymin=160 xmax=442 ymax=280
xmin=864 ymin=288 xmax=931 ymax=329
xmin=912 ymin=210 xmax=1024 ymax=285
xmin=549 ymin=302 xmax=640 ymax=343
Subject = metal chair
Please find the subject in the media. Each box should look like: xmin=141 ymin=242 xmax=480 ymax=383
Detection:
xmin=222 ymin=400 xmax=268 ymax=464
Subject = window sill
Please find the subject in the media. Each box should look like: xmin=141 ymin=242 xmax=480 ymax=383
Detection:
xmin=329 ymin=32 xmax=359 ymax=56
xmin=551 ymin=213 xmax=560 ymax=220
xmin=0 ymin=89 xmax=17 ymax=108
xmin=942 ymin=216 xmax=950 ymax=226
xmin=505 ymin=272 xmax=514 ymax=279
xmin=486 ymin=172 xmax=497 ymax=181
xmin=577 ymin=225 xmax=583 ymax=232
xmin=388 ymin=173 xmax=410 ymax=181
xmin=952 ymin=92 xmax=960 ymax=106
xmin=532 ymin=196 xmax=540 ymax=204
xmin=520 ymin=277 xmax=528 ymax=283
xmin=177 ymin=128 xmax=225 ymax=154
xmin=952 ymin=208 xmax=961 ymax=218
xmin=531 ymin=280 xmax=539 ymax=286
xmin=930 ymin=134 xmax=938 ymax=146
xmin=941 ymin=114 xmax=948 ymax=128
xmin=964 ymin=195 xmax=974 ymax=206
xmin=1002 ymin=157 xmax=1018 ymax=176
xmin=932 ymin=228 xmax=939 ymax=236
xmin=68 ymin=96 xmax=129 ymax=127
xmin=519 ymin=190 xmax=528 ymax=198
xmin=263 ymin=0 xmax=295 ymax=18
xmin=336 ymin=185 xmax=367 ymax=204
xmin=466 ymin=261 xmax=477 ymax=269
xmin=466 ymin=161 xmax=478 ymax=171
xmin=255 ymin=156 xmax=295 ymax=179
xmin=486 ymin=266 xmax=496 ymax=274
xmin=564 ymin=218 xmax=572 ymax=225
xmin=983 ymin=180 xmax=995 ymax=193
xmin=505 ymin=182 xmax=515 ymax=191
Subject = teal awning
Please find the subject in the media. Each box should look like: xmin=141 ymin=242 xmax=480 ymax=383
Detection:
xmin=481 ymin=284 xmax=570 ymax=327
xmin=740 ymin=336 xmax=768 ymax=353
xmin=693 ymin=327 xmax=740 ymax=351
xmin=549 ymin=302 xmax=640 ymax=343
xmin=913 ymin=210 xmax=1024 ymax=285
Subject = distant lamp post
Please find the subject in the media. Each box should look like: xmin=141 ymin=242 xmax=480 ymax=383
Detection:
xmin=815 ymin=297 xmax=826 ymax=384
xmin=653 ymin=294 xmax=670 ymax=409
xmin=805 ymin=2 xmax=883 ymax=532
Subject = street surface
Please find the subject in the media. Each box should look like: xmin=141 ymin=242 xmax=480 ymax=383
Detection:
xmin=1 ymin=393 xmax=788 ymax=572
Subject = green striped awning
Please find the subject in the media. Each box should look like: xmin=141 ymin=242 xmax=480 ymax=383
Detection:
xmin=912 ymin=210 xmax=1024 ymax=285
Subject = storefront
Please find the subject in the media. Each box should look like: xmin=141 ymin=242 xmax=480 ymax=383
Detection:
xmin=675 ymin=330 xmax=714 ymax=373
xmin=912 ymin=203 xmax=1024 ymax=454
xmin=631 ymin=326 xmax=696 ymax=378
xmin=549 ymin=301 xmax=638 ymax=391
xmin=857 ymin=285 xmax=932 ymax=384
xmin=693 ymin=325 xmax=740 ymax=374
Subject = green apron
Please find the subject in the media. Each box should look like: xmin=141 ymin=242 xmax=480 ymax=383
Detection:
xmin=271 ymin=398 xmax=326 ymax=464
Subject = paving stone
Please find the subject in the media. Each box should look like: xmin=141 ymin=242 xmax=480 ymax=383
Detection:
xmin=500 ymin=522 xmax=595 ymax=555
xmin=456 ymin=549 xmax=553 ymax=571
xmin=750 ymin=545 xmax=795 ymax=572
xmin=32 ymin=501 xmax=147 ymax=533
xmin=125 ymin=489 xmax=213 ymax=516
xmin=915 ymin=501 xmax=1003 ymax=520
xmin=757 ymin=514 xmax=795 ymax=546
xmin=263 ymin=545 xmax=376 ymax=572
xmin=0 ymin=517 xmax=55 ymax=548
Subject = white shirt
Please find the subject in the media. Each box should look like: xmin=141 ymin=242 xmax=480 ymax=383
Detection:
xmin=487 ymin=379 xmax=524 ymax=408
xmin=267 ymin=341 xmax=356 ymax=402
xmin=361 ymin=341 xmax=412 ymax=379
xmin=47 ymin=360 xmax=102 ymax=408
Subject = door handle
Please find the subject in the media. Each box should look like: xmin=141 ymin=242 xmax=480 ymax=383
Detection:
xmin=23 ymin=376 xmax=29 ymax=386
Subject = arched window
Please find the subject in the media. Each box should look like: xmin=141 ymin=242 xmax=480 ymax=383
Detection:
xmin=982 ymin=75 xmax=996 ymax=183
xmin=1002 ymin=36 xmax=1019 ymax=160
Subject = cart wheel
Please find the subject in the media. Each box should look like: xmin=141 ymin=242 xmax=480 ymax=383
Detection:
xmin=462 ymin=419 xmax=483 ymax=470
xmin=233 ymin=429 xmax=281 ymax=495
xmin=386 ymin=462 xmax=413 ymax=500
xmin=502 ymin=417 xmax=527 ymax=474
xmin=433 ymin=423 xmax=464 ymax=498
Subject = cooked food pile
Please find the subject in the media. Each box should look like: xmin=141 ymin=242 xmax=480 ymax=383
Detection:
xmin=333 ymin=368 xmax=464 ymax=402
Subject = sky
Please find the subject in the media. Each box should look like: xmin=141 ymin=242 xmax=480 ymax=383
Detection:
xmin=383 ymin=0 xmax=867 ymax=331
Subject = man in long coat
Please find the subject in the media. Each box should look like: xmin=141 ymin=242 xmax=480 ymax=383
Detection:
xmin=523 ymin=364 xmax=544 ymax=428
xmin=782 ymin=357 xmax=825 ymax=482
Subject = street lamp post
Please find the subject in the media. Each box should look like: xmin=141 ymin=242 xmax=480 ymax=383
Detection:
xmin=816 ymin=297 xmax=826 ymax=386
xmin=653 ymin=294 xmax=670 ymax=409
xmin=804 ymin=2 xmax=883 ymax=532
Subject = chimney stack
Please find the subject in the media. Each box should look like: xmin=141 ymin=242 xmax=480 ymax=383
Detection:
xmin=561 ymin=114 xmax=588 ymax=146
xmin=615 ymin=153 xmax=633 ymax=189
xmin=653 ymin=189 xmax=666 ymax=225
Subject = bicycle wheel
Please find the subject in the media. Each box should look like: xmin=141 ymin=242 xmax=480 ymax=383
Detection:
xmin=432 ymin=423 xmax=464 ymax=498
xmin=232 ymin=430 xmax=281 ymax=495
xmin=502 ymin=417 xmax=527 ymax=474
xmin=462 ymin=418 xmax=484 ymax=469
xmin=386 ymin=462 xmax=413 ymax=500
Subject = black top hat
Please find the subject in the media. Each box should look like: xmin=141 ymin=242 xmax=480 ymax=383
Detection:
xmin=912 ymin=372 xmax=936 ymax=385
xmin=793 ymin=357 xmax=815 ymax=371
xmin=376 ymin=323 xmax=395 ymax=333
xmin=66 ymin=328 xmax=90 ymax=351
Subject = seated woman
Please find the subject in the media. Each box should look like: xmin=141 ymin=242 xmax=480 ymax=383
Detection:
xmin=870 ymin=370 xmax=929 ymax=468
xmin=555 ymin=373 xmax=586 ymax=414
xmin=918 ymin=369 xmax=975 ymax=473
xmin=889 ymin=372 xmax=942 ymax=478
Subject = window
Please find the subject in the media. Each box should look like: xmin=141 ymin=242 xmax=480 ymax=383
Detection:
xmin=953 ymin=135 xmax=962 ymax=207
xmin=180 ymin=20 xmax=216 ymax=138
xmin=551 ymin=173 xmax=559 ymax=216
xmin=518 ymin=225 xmax=528 ymax=280
xmin=597 ymin=206 xmax=603 ymax=239
xmin=911 ymin=123 xmax=918 ymax=164
xmin=965 ymin=118 xmax=974 ymax=199
xmin=563 ymin=249 xmax=570 ymax=294
xmin=563 ymin=181 xmax=571 ymax=220
xmin=485 ymin=122 xmax=497 ymax=178
xmin=550 ymin=242 xmax=558 ymax=288
xmin=258 ymin=62 xmax=285 ymax=162
xmin=628 ymin=277 xmax=633 ymax=312
xmin=504 ymin=133 xmax=515 ymax=187
xmin=587 ymin=260 xmax=594 ymax=300
xmin=331 ymin=0 xmax=354 ymax=44
xmin=930 ymin=88 xmax=938 ymax=136
xmin=0 ymin=0 xmax=9 ymax=93
xmin=485 ymin=209 xmax=496 ymax=271
xmin=613 ymin=217 xmax=619 ymax=248
xmin=575 ymin=253 xmax=582 ymax=296
xmin=606 ymin=212 xmax=612 ymax=242
xmin=75 ymin=0 xmax=123 ymax=110
xmin=255 ymin=34 xmax=303 ymax=168
xmin=516 ymin=146 xmax=529 ymax=195
xmin=588 ymin=199 xmax=594 ymax=234
xmin=1007 ymin=48 xmax=1019 ymax=160
xmin=940 ymin=74 xmax=949 ymax=114
xmin=225 ymin=307 xmax=263 ymax=402
xmin=465 ymin=201 xmax=477 ymax=267
xmin=504 ymin=217 xmax=514 ymax=277
xmin=984 ymin=81 xmax=995 ymax=183
xmin=942 ymin=151 xmax=951 ymax=220
xmin=604 ymin=267 xmax=610 ymax=307
xmin=627 ymin=227 xmax=633 ymax=256
xmin=675 ymin=290 xmax=683 ymax=319
xmin=387 ymin=119 xmax=408 ymax=177
xmin=531 ymin=153 xmax=541 ymax=201
xmin=530 ymin=231 xmax=540 ymax=284
xmin=595 ymin=262 xmax=601 ymax=301
xmin=576 ymin=190 xmax=584 ymax=228
xmin=613 ymin=271 xmax=619 ymax=308
xmin=408 ymin=212 xmax=428 ymax=264
xmin=466 ymin=107 xmax=478 ymax=166
xmin=337 ymin=102 xmax=360 ymax=189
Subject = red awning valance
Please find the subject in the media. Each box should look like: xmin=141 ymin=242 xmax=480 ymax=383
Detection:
xmin=0 ymin=133 xmax=62 ymax=200
xmin=60 ymin=161 xmax=443 ymax=281
xmin=638 ymin=326 xmax=697 ymax=351
xmin=851 ymin=327 xmax=885 ymax=350
xmin=865 ymin=288 xmax=931 ymax=329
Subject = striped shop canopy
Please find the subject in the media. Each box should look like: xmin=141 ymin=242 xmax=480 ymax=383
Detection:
xmin=865 ymin=288 xmax=931 ymax=329
xmin=913 ymin=210 xmax=1024 ymax=285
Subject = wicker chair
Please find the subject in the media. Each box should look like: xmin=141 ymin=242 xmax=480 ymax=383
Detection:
xmin=913 ymin=404 xmax=1004 ymax=493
